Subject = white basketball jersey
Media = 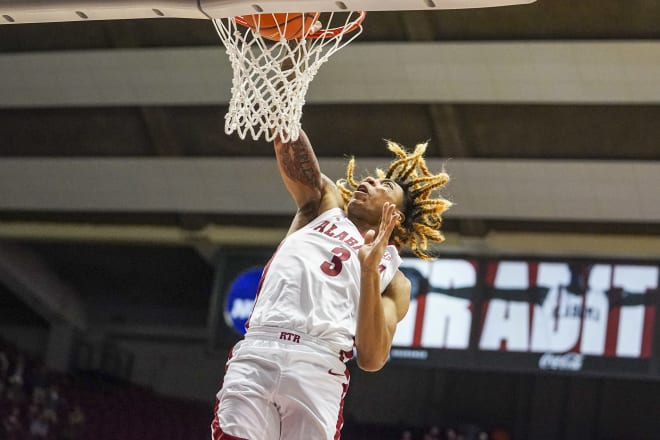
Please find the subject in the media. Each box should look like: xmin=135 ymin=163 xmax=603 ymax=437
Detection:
xmin=247 ymin=207 xmax=402 ymax=352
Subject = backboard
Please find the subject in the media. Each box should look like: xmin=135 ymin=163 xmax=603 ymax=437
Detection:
xmin=1 ymin=0 xmax=536 ymax=25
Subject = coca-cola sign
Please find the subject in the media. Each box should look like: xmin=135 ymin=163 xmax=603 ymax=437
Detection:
xmin=538 ymin=352 xmax=584 ymax=371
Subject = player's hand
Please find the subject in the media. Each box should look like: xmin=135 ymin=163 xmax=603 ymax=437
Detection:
xmin=358 ymin=202 xmax=400 ymax=271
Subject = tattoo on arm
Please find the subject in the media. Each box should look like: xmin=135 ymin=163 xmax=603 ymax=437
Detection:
xmin=279 ymin=139 xmax=321 ymax=190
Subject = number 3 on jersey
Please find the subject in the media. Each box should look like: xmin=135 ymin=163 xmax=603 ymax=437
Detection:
xmin=320 ymin=246 xmax=351 ymax=276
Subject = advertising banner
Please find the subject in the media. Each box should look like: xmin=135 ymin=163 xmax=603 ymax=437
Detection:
xmin=391 ymin=257 xmax=659 ymax=379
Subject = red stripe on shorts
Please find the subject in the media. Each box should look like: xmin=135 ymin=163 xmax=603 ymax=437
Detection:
xmin=334 ymin=369 xmax=350 ymax=440
xmin=211 ymin=400 xmax=248 ymax=440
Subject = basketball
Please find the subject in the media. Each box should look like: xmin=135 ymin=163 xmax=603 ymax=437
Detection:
xmin=237 ymin=12 xmax=321 ymax=41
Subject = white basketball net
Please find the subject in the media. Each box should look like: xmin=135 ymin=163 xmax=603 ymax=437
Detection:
xmin=213 ymin=12 xmax=365 ymax=142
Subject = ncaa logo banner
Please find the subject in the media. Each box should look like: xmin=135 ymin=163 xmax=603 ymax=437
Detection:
xmin=224 ymin=267 xmax=263 ymax=335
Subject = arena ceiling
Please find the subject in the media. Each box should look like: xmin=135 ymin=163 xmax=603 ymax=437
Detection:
xmin=0 ymin=0 xmax=658 ymax=328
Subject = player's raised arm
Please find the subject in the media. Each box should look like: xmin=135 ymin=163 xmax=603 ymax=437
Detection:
xmin=274 ymin=130 xmax=342 ymax=233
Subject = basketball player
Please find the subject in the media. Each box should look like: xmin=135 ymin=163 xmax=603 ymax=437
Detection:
xmin=212 ymin=130 xmax=450 ymax=440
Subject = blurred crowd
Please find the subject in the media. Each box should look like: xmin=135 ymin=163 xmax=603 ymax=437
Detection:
xmin=0 ymin=336 xmax=211 ymax=440
xmin=398 ymin=424 xmax=512 ymax=440
xmin=0 ymin=339 xmax=86 ymax=440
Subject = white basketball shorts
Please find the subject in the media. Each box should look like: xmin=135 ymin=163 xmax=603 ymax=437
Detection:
xmin=212 ymin=327 xmax=352 ymax=440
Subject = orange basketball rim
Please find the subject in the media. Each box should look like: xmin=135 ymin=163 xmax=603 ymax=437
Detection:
xmin=234 ymin=11 xmax=367 ymax=39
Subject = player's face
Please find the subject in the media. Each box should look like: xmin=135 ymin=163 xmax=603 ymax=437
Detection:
xmin=348 ymin=176 xmax=405 ymax=224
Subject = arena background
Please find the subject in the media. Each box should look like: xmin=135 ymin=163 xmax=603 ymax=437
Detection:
xmin=1 ymin=0 xmax=659 ymax=438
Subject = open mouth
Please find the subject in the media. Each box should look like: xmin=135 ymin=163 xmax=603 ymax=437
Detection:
xmin=355 ymin=184 xmax=368 ymax=194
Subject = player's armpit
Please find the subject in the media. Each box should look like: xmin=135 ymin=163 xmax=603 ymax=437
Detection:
xmin=318 ymin=175 xmax=345 ymax=213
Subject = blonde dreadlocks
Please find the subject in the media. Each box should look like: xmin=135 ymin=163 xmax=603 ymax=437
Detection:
xmin=336 ymin=141 xmax=451 ymax=260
